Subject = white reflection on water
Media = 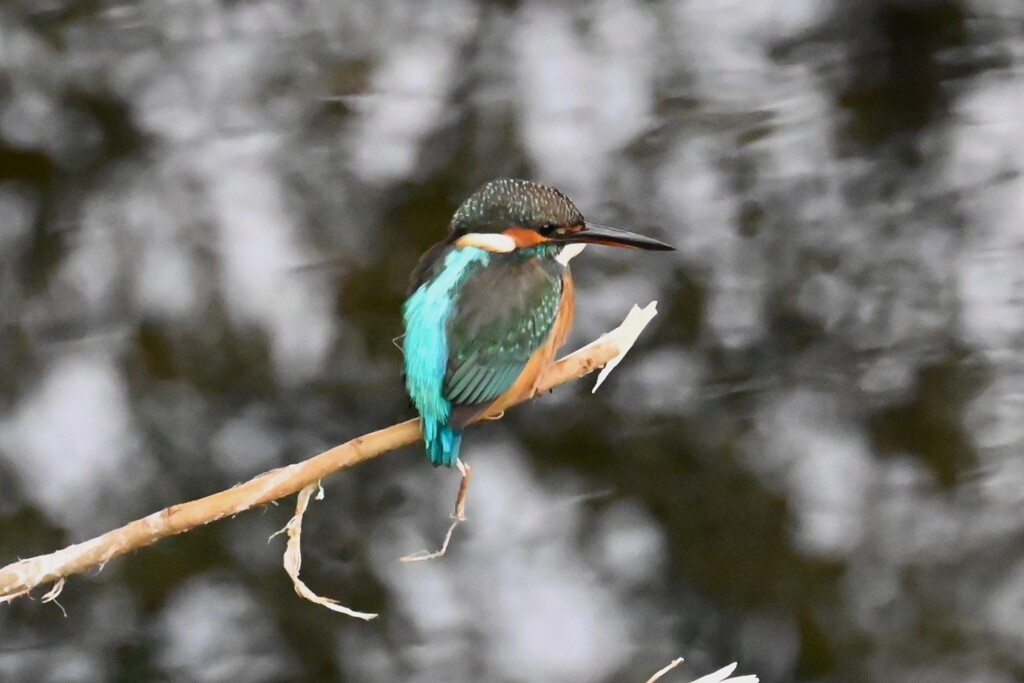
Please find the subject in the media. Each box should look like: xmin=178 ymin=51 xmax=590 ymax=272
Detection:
xmin=0 ymin=354 xmax=153 ymax=535
xmin=157 ymin=574 xmax=293 ymax=683
xmin=358 ymin=445 xmax=665 ymax=682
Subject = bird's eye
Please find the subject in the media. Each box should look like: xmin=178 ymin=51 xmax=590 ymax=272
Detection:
xmin=540 ymin=224 xmax=564 ymax=236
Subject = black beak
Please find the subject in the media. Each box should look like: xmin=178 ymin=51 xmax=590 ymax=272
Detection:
xmin=555 ymin=223 xmax=675 ymax=251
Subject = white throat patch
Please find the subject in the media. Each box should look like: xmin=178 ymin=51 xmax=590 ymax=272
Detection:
xmin=556 ymin=243 xmax=586 ymax=266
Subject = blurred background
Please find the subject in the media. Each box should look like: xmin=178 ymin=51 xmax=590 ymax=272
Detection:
xmin=1 ymin=0 xmax=1023 ymax=681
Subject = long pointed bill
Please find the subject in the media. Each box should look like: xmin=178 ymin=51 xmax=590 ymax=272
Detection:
xmin=557 ymin=223 xmax=675 ymax=250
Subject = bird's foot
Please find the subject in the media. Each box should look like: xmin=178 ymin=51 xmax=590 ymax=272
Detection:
xmin=400 ymin=459 xmax=473 ymax=563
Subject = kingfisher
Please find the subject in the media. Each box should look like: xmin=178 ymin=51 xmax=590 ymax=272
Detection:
xmin=402 ymin=178 xmax=673 ymax=467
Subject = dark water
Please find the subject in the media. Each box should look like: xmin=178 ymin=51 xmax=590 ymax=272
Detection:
xmin=1 ymin=1 xmax=1023 ymax=682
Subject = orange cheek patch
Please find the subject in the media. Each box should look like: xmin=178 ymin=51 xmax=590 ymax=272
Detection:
xmin=502 ymin=227 xmax=549 ymax=247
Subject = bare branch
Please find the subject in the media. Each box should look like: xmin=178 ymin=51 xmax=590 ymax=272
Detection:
xmin=0 ymin=302 xmax=659 ymax=602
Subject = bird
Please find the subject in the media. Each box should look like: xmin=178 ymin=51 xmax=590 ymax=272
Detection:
xmin=402 ymin=178 xmax=674 ymax=468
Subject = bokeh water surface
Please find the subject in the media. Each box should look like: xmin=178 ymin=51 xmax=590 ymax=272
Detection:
xmin=2 ymin=1 xmax=1024 ymax=682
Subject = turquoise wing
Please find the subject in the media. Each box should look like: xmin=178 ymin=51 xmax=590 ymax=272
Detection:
xmin=403 ymin=247 xmax=491 ymax=466
xmin=403 ymin=246 xmax=564 ymax=466
xmin=444 ymin=254 xmax=563 ymax=428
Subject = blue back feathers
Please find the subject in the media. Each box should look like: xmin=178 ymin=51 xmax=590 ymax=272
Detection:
xmin=403 ymin=247 xmax=490 ymax=466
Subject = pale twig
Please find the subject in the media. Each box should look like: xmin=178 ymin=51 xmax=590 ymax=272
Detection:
xmin=645 ymin=658 xmax=759 ymax=683
xmin=593 ymin=302 xmax=659 ymax=393
xmin=281 ymin=482 xmax=377 ymax=620
xmin=689 ymin=662 xmax=759 ymax=683
xmin=0 ymin=302 xmax=659 ymax=603
xmin=646 ymin=657 xmax=684 ymax=683
xmin=41 ymin=577 xmax=66 ymax=618
xmin=399 ymin=459 xmax=472 ymax=563
xmin=0 ymin=587 xmax=31 ymax=605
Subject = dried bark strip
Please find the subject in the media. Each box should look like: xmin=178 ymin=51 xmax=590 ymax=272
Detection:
xmin=280 ymin=482 xmax=378 ymax=620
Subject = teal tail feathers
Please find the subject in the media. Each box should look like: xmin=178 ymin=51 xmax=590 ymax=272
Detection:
xmin=423 ymin=419 xmax=462 ymax=467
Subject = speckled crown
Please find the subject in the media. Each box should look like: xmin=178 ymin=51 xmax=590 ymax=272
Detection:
xmin=450 ymin=179 xmax=584 ymax=234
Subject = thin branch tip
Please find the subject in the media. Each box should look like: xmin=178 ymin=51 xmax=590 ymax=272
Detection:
xmin=592 ymin=301 xmax=659 ymax=393
xmin=646 ymin=657 xmax=684 ymax=683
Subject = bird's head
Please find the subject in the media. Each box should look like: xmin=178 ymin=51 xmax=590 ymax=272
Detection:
xmin=448 ymin=179 xmax=674 ymax=255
